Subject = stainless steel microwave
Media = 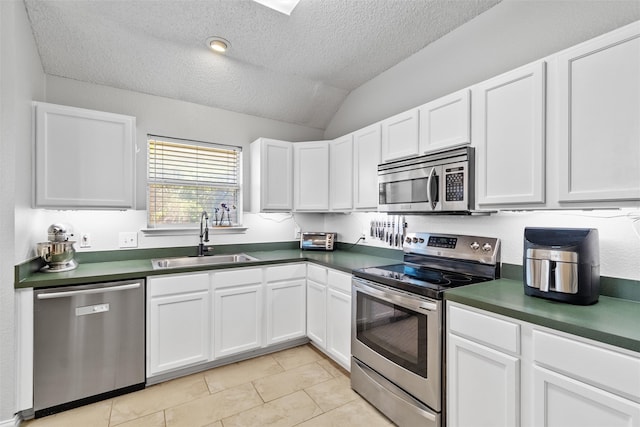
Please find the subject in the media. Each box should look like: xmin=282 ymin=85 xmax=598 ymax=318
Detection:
xmin=378 ymin=147 xmax=475 ymax=213
xmin=300 ymin=232 xmax=337 ymax=251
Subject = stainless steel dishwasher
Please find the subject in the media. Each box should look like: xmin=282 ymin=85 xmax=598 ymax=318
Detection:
xmin=34 ymin=279 xmax=145 ymax=417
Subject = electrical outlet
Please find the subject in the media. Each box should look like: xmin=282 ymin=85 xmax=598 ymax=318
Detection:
xmin=118 ymin=232 xmax=138 ymax=248
xmin=294 ymin=225 xmax=301 ymax=240
xmin=360 ymin=232 xmax=366 ymax=242
xmin=80 ymin=233 xmax=91 ymax=248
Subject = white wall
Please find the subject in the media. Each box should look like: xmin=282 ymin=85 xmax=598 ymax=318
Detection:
xmin=326 ymin=210 xmax=640 ymax=281
xmin=322 ymin=1 xmax=640 ymax=282
xmin=0 ymin=0 xmax=45 ymax=423
xmin=324 ymin=0 xmax=640 ymax=139
xmin=14 ymin=76 xmax=326 ymax=259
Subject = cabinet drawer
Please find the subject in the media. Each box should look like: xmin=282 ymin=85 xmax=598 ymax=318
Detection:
xmin=448 ymin=304 xmax=520 ymax=354
xmin=148 ymin=273 xmax=210 ymax=297
xmin=328 ymin=269 xmax=351 ymax=294
xmin=533 ymin=329 xmax=640 ymax=402
xmin=265 ymin=264 xmax=306 ymax=282
xmin=212 ymin=268 xmax=262 ymax=288
xmin=307 ymin=264 xmax=327 ymax=284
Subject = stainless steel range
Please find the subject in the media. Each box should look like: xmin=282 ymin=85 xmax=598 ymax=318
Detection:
xmin=351 ymin=232 xmax=501 ymax=427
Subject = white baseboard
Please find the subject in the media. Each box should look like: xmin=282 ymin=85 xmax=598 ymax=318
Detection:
xmin=0 ymin=415 xmax=20 ymax=427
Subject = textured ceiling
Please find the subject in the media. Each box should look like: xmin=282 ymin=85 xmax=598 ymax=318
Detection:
xmin=24 ymin=0 xmax=501 ymax=130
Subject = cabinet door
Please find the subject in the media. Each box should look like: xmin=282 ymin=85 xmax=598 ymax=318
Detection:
xmin=381 ymin=109 xmax=420 ymax=162
xmin=250 ymin=138 xmax=293 ymax=212
xmin=419 ymin=89 xmax=471 ymax=153
xmin=265 ymin=279 xmax=306 ymax=346
xmin=448 ymin=334 xmax=520 ymax=427
xmin=533 ymin=366 xmax=640 ymax=427
xmin=293 ymin=141 xmax=329 ymax=211
xmin=326 ymin=288 xmax=351 ymax=370
xmin=330 ymin=135 xmax=354 ymax=211
xmin=147 ymin=273 xmax=210 ymax=377
xmin=213 ymin=284 xmax=263 ymax=358
xmin=353 ymin=124 xmax=381 ymax=210
xmin=306 ymin=279 xmax=327 ymax=348
xmin=473 ymin=62 xmax=546 ymax=207
xmin=148 ymin=291 xmax=210 ymax=376
xmin=33 ymin=102 xmax=135 ymax=209
xmin=555 ymin=22 xmax=640 ymax=203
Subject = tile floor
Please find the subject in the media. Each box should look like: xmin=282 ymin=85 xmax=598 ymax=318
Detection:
xmin=23 ymin=344 xmax=394 ymax=427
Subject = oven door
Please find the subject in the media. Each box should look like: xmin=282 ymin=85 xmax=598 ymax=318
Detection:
xmin=351 ymin=277 xmax=442 ymax=410
xmin=378 ymin=164 xmax=441 ymax=212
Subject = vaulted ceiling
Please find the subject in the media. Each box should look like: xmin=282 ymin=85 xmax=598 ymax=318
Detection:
xmin=24 ymin=0 xmax=501 ymax=129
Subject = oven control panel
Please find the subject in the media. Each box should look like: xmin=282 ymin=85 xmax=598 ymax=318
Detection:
xmin=403 ymin=232 xmax=500 ymax=265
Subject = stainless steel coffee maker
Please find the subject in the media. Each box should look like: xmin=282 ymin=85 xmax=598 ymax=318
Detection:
xmin=36 ymin=223 xmax=78 ymax=272
xmin=523 ymin=227 xmax=600 ymax=305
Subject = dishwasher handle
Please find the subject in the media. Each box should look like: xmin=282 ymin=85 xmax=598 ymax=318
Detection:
xmin=36 ymin=282 xmax=141 ymax=300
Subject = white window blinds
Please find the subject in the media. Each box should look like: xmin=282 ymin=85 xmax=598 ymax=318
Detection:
xmin=147 ymin=135 xmax=241 ymax=228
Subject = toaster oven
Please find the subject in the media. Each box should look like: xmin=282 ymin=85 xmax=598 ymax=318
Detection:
xmin=300 ymin=232 xmax=337 ymax=251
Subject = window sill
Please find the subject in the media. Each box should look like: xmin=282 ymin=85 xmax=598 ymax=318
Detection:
xmin=141 ymin=226 xmax=248 ymax=236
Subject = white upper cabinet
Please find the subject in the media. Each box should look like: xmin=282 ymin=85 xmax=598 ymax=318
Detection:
xmin=419 ymin=89 xmax=471 ymax=154
xmin=473 ymin=61 xmax=546 ymax=207
xmin=33 ymin=102 xmax=135 ymax=209
xmin=381 ymin=109 xmax=420 ymax=162
xmin=329 ymin=135 xmax=354 ymax=211
xmin=293 ymin=141 xmax=330 ymax=211
xmin=353 ymin=123 xmax=382 ymax=210
xmin=250 ymin=138 xmax=293 ymax=212
xmin=554 ymin=21 xmax=640 ymax=205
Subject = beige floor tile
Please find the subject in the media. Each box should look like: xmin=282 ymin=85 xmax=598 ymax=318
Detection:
xmin=110 ymin=373 xmax=209 ymax=425
xmin=111 ymin=411 xmax=166 ymax=427
xmin=203 ymin=354 xmax=284 ymax=393
xmin=271 ymin=344 xmax=322 ymax=370
xmin=297 ymin=399 xmax=394 ymax=427
xmin=221 ymin=390 xmax=322 ymax=427
xmin=22 ymin=400 xmax=112 ymax=427
xmin=304 ymin=376 xmax=358 ymax=412
xmin=201 ymin=422 xmax=222 ymax=427
xmin=164 ymin=382 xmax=263 ymax=427
xmin=253 ymin=362 xmax=334 ymax=402
xmin=315 ymin=357 xmax=349 ymax=379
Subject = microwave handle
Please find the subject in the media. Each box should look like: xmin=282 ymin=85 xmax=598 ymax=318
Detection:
xmin=427 ymin=167 xmax=437 ymax=210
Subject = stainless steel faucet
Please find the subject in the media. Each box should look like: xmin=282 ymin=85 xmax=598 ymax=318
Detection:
xmin=198 ymin=211 xmax=210 ymax=256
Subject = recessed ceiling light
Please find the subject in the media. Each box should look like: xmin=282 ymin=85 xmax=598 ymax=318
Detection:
xmin=253 ymin=0 xmax=301 ymax=16
xmin=206 ymin=37 xmax=230 ymax=53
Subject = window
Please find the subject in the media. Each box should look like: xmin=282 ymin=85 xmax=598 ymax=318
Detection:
xmin=147 ymin=135 xmax=242 ymax=228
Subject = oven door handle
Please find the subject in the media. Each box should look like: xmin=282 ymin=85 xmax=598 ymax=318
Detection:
xmin=353 ymin=279 xmax=439 ymax=312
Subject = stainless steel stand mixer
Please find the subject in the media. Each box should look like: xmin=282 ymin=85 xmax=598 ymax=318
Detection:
xmin=36 ymin=223 xmax=78 ymax=272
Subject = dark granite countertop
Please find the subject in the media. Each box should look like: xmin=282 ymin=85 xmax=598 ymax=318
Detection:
xmin=15 ymin=244 xmax=402 ymax=289
xmin=16 ymin=242 xmax=639 ymax=354
xmin=445 ymin=278 xmax=640 ymax=353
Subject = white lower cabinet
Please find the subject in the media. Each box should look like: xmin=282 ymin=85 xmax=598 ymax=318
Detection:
xmin=146 ymin=262 xmax=352 ymax=380
xmin=325 ymin=269 xmax=352 ymax=369
xmin=265 ymin=264 xmax=307 ymax=346
xmin=447 ymin=302 xmax=640 ymax=427
xmin=307 ymin=278 xmax=327 ymax=347
xmin=212 ymin=268 xmax=263 ymax=358
xmin=306 ymin=264 xmax=328 ymax=347
xmin=326 ymin=286 xmax=351 ymax=369
xmin=306 ymin=264 xmax=352 ymax=371
xmin=533 ymin=366 xmax=640 ymax=427
xmin=147 ymin=273 xmax=211 ymax=377
xmin=448 ymin=335 xmax=520 ymax=427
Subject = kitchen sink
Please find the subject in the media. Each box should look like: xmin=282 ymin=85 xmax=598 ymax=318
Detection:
xmin=151 ymin=253 xmax=259 ymax=270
